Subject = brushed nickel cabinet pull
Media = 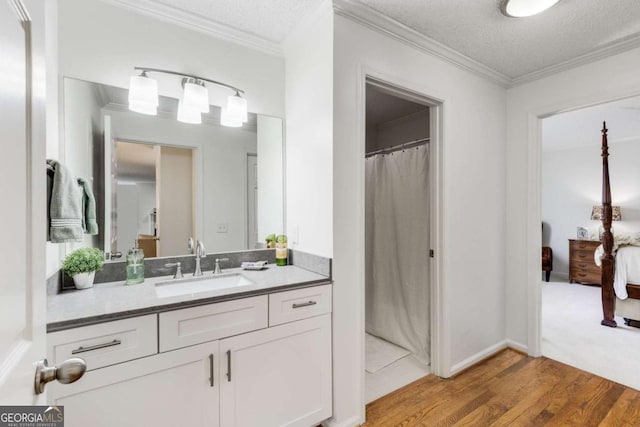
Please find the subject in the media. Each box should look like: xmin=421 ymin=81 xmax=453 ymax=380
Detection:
xmin=209 ymin=354 xmax=214 ymax=387
xmin=71 ymin=339 xmax=121 ymax=354
xmin=226 ymin=350 xmax=232 ymax=382
xmin=292 ymin=301 xmax=317 ymax=309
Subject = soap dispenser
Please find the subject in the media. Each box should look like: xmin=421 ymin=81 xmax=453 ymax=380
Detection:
xmin=125 ymin=240 xmax=145 ymax=285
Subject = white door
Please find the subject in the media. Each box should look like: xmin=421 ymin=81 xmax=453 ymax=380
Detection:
xmin=50 ymin=341 xmax=220 ymax=427
xmin=103 ymin=114 xmax=115 ymax=255
xmin=220 ymin=315 xmax=332 ymax=427
xmin=247 ymin=154 xmax=258 ymax=249
xmin=0 ymin=0 xmax=47 ymax=404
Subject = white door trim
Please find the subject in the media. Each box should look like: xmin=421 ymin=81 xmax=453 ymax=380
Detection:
xmin=526 ymin=88 xmax=640 ymax=357
xmin=357 ymin=65 xmax=447 ymax=418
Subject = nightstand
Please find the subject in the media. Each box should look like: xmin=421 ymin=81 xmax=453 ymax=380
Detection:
xmin=568 ymin=239 xmax=601 ymax=285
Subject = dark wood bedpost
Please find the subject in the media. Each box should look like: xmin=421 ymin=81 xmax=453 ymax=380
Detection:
xmin=600 ymin=121 xmax=617 ymax=327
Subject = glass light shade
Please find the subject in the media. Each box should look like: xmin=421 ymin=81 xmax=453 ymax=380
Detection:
xmin=183 ymin=81 xmax=210 ymax=113
xmin=226 ymin=93 xmax=248 ymax=123
xmin=177 ymin=100 xmax=202 ymax=124
xmin=220 ymin=108 xmax=243 ymax=127
xmin=500 ymin=0 xmax=561 ymax=17
xmin=128 ymin=74 xmax=158 ymax=115
xmin=129 ymin=101 xmax=157 ymax=116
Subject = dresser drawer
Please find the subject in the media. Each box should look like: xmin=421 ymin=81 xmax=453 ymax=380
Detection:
xmin=572 ymin=261 xmax=599 ymax=274
xmin=570 ymin=249 xmax=597 ymax=262
xmin=269 ymin=284 xmax=332 ymax=326
xmin=159 ymin=295 xmax=268 ymax=352
xmin=570 ymin=268 xmax=600 ymax=284
xmin=47 ymin=315 xmax=158 ymax=371
xmin=571 ymin=240 xmax=600 ymax=251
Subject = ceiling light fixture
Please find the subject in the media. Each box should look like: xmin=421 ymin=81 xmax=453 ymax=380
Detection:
xmin=128 ymin=67 xmax=246 ymax=126
xmin=500 ymin=0 xmax=561 ymax=18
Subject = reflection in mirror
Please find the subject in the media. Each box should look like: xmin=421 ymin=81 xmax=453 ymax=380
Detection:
xmin=63 ymin=77 xmax=284 ymax=260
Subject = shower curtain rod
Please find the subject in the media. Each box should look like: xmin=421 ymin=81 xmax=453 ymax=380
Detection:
xmin=365 ymin=137 xmax=430 ymax=158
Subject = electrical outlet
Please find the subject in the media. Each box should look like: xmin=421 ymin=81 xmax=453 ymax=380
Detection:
xmin=216 ymin=223 xmax=228 ymax=233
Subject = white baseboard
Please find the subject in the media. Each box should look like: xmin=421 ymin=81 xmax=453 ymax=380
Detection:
xmin=324 ymin=414 xmax=364 ymax=427
xmin=450 ymin=340 xmax=508 ymax=375
xmin=506 ymin=339 xmax=528 ymax=354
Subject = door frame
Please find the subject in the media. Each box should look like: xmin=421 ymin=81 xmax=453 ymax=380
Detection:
xmin=526 ymin=89 xmax=640 ymax=357
xmin=358 ymin=69 xmax=447 ymax=410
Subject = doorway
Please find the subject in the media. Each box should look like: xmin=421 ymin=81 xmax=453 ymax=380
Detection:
xmin=539 ymin=95 xmax=640 ymax=390
xmin=364 ymin=81 xmax=434 ymax=403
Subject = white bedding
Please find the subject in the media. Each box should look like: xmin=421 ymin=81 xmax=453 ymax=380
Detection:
xmin=595 ymin=244 xmax=640 ymax=300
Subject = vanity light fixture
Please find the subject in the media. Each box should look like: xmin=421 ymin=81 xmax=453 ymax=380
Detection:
xmin=500 ymin=0 xmax=561 ymax=17
xmin=128 ymin=71 xmax=159 ymax=115
xmin=128 ymin=67 xmax=247 ymax=126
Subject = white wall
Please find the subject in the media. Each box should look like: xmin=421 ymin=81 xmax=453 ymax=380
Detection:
xmin=58 ymin=0 xmax=284 ymax=117
xmin=505 ymin=47 xmax=640 ymax=353
xmin=284 ymin=5 xmax=334 ymax=257
xmin=257 ymin=115 xmax=284 ymax=241
xmin=331 ymin=15 xmax=507 ymax=426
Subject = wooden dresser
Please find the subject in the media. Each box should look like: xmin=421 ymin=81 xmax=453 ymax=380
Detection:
xmin=569 ymin=239 xmax=601 ymax=285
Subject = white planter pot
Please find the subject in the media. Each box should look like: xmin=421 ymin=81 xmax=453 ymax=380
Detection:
xmin=73 ymin=271 xmax=96 ymax=289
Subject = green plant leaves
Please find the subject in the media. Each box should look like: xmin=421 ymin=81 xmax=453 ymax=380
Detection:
xmin=62 ymin=248 xmax=104 ymax=276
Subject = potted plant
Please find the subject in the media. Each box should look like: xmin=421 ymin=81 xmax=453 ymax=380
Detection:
xmin=62 ymin=248 xmax=104 ymax=289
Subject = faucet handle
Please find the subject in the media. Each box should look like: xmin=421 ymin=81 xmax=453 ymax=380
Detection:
xmin=214 ymin=258 xmax=230 ymax=274
xmin=164 ymin=262 xmax=183 ymax=279
xmin=196 ymin=240 xmax=206 ymax=258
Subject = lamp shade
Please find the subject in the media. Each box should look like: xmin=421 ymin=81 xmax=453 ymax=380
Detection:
xmin=220 ymin=108 xmax=242 ymax=127
xmin=128 ymin=74 xmax=158 ymax=115
xmin=177 ymin=100 xmax=202 ymax=124
xmin=182 ymin=80 xmax=209 ymax=113
xmin=500 ymin=0 xmax=561 ymax=17
xmin=591 ymin=206 xmax=622 ymax=221
xmin=226 ymin=93 xmax=248 ymax=123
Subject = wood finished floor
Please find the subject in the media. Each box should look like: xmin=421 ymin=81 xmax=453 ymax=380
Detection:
xmin=363 ymin=349 xmax=640 ymax=426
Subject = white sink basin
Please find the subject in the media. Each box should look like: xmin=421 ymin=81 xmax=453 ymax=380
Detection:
xmin=155 ymin=273 xmax=255 ymax=298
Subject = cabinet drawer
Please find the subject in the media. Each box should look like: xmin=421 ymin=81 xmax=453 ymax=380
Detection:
xmin=570 ymin=268 xmax=600 ymax=284
xmin=159 ymin=296 xmax=268 ymax=352
xmin=47 ymin=315 xmax=157 ymax=371
xmin=571 ymin=261 xmax=599 ymax=274
xmin=269 ymin=284 xmax=332 ymax=326
xmin=570 ymin=249 xmax=596 ymax=263
xmin=571 ymin=240 xmax=599 ymax=251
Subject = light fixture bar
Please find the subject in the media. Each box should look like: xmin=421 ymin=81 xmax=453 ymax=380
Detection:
xmin=133 ymin=66 xmax=244 ymax=95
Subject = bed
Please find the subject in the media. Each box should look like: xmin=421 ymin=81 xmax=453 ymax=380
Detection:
xmin=599 ymin=122 xmax=640 ymax=328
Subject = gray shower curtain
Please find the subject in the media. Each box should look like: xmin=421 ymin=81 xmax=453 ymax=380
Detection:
xmin=365 ymin=144 xmax=430 ymax=365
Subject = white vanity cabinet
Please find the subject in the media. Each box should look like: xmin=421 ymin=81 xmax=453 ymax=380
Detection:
xmin=49 ymin=341 xmax=220 ymax=427
xmin=47 ymin=284 xmax=332 ymax=427
xmin=220 ymin=314 xmax=332 ymax=427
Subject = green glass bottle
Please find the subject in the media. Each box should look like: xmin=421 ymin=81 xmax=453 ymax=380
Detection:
xmin=125 ymin=240 xmax=145 ymax=285
xmin=275 ymin=234 xmax=288 ymax=266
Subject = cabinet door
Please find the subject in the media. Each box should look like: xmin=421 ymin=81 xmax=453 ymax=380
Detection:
xmin=50 ymin=341 xmax=220 ymax=427
xmin=220 ymin=314 xmax=332 ymax=427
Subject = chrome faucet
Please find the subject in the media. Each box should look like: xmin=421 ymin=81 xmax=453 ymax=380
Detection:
xmin=164 ymin=262 xmax=183 ymax=279
xmin=213 ymin=258 xmax=229 ymax=275
xmin=194 ymin=240 xmax=206 ymax=277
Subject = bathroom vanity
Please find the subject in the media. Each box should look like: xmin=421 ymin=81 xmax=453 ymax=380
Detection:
xmin=46 ymin=265 xmax=332 ymax=427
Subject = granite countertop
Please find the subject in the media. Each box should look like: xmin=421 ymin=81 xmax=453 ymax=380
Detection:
xmin=47 ymin=264 xmax=330 ymax=332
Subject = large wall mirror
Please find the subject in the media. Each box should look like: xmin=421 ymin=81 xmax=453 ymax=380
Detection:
xmin=62 ymin=77 xmax=284 ymax=260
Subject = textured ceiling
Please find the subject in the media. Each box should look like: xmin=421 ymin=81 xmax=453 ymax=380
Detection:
xmin=542 ymin=95 xmax=640 ymax=152
xmin=147 ymin=0 xmax=322 ymax=43
xmin=355 ymin=0 xmax=640 ymax=79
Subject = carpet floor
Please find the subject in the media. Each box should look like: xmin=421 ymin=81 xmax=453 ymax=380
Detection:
xmin=542 ymin=278 xmax=640 ymax=390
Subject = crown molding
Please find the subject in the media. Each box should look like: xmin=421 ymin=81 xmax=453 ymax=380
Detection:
xmin=332 ymin=0 xmax=512 ymax=88
xmin=511 ymin=35 xmax=640 ymax=87
xmin=99 ymin=0 xmax=283 ymax=57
